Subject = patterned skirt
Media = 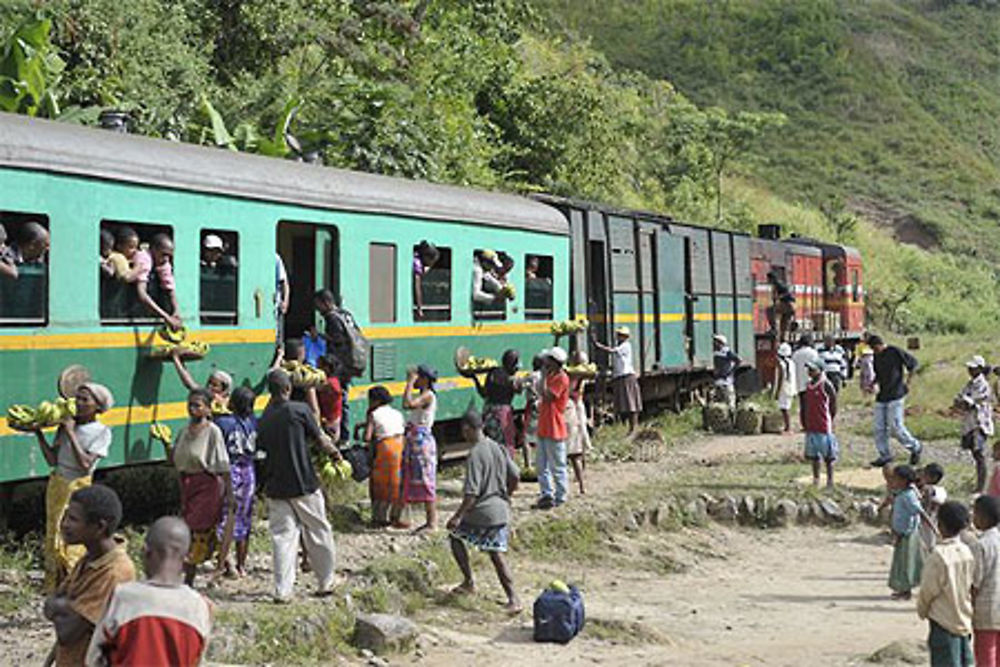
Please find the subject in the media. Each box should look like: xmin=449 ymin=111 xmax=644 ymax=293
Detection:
xmin=452 ymin=522 xmax=509 ymax=553
xmin=218 ymin=456 xmax=255 ymax=542
xmin=181 ymin=472 xmax=225 ymax=565
xmin=403 ymin=424 xmax=437 ymax=503
xmin=484 ymin=403 xmax=516 ymax=457
xmin=370 ymin=435 xmax=405 ymax=506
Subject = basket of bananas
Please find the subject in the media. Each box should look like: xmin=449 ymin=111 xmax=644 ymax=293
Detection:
xmin=565 ymin=362 xmax=599 ymax=379
xmin=550 ymin=318 xmax=590 ymax=337
xmin=281 ymin=360 xmax=328 ymax=389
xmin=499 ymin=283 xmax=516 ymax=300
xmin=148 ymin=326 xmax=211 ymax=360
xmin=6 ymin=397 xmax=77 ymax=431
xmin=149 ymin=423 xmax=173 ymax=444
xmin=453 ymin=346 xmax=499 ymax=377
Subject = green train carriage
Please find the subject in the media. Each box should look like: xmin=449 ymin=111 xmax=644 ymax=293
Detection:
xmin=0 ymin=113 xmax=569 ymax=486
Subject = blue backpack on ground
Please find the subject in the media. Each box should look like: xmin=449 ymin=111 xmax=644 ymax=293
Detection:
xmin=533 ymin=586 xmax=585 ymax=643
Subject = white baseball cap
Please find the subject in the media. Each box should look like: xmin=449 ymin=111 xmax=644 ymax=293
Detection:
xmin=967 ymin=355 xmax=987 ymax=368
xmin=777 ymin=342 xmax=792 ymax=357
xmin=713 ymin=333 xmax=728 ymax=346
xmin=545 ymin=347 xmax=568 ymax=364
xmin=203 ymin=234 xmax=224 ymax=250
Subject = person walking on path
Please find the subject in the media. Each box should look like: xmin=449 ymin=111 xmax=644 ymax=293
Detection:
xmin=712 ymin=334 xmax=741 ymax=411
xmin=447 ymin=410 xmax=521 ymax=615
xmin=592 ymin=327 xmax=642 ymax=435
xmin=773 ymin=342 xmax=797 ymax=434
xmin=955 ymin=355 xmax=994 ymax=493
xmin=869 ymin=335 xmax=923 ymax=467
xmin=257 ymin=369 xmax=341 ymax=603
xmin=917 ymin=501 xmax=975 ymax=666
xmin=533 ymin=347 xmax=569 ymax=510
xmin=86 ymin=517 xmax=213 ymax=667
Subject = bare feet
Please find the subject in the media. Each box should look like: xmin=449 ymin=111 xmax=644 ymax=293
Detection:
xmin=413 ymin=523 xmax=437 ymax=534
xmin=450 ymin=582 xmax=475 ymax=596
xmin=891 ymin=590 xmax=911 ymax=600
xmin=503 ymin=599 xmax=523 ymax=615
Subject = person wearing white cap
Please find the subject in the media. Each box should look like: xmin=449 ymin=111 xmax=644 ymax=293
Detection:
xmin=712 ymin=333 xmax=741 ymax=410
xmin=592 ymin=326 xmax=642 ymax=435
xmin=954 ymin=354 xmax=994 ymax=492
xmin=201 ymin=234 xmax=224 ymax=267
xmin=533 ymin=347 xmax=570 ymax=510
xmin=773 ymin=342 xmax=797 ymax=433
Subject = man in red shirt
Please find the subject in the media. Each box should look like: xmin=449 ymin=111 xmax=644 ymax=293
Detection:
xmin=86 ymin=516 xmax=212 ymax=667
xmin=534 ymin=347 xmax=570 ymax=510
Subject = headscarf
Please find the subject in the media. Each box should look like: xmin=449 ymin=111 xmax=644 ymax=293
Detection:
xmin=208 ymin=370 xmax=233 ymax=394
xmin=79 ymin=382 xmax=114 ymax=413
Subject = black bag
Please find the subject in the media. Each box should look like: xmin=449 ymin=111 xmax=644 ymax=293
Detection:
xmin=340 ymin=445 xmax=371 ymax=482
xmin=329 ymin=307 xmax=368 ymax=378
xmin=533 ymin=586 xmax=585 ymax=644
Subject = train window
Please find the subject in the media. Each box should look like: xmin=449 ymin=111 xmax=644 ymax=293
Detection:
xmin=369 ymin=242 xmax=397 ymax=323
xmin=472 ymin=249 xmax=510 ymax=321
xmin=200 ymin=230 xmax=239 ymax=325
xmin=413 ymin=241 xmax=451 ymax=322
xmin=0 ymin=211 xmax=50 ymax=326
xmin=852 ymin=269 xmax=861 ymax=303
xmin=525 ymin=254 xmax=554 ymax=320
xmin=100 ymin=221 xmax=177 ymax=326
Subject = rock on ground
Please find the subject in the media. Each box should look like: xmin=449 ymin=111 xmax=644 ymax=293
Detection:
xmin=353 ymin=613 xmax=419 ymax=654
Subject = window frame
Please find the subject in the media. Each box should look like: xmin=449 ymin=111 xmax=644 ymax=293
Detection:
xmin=471 ymin=248 xmax=508 ymax=321
xmin=0 ymin=211 xmax=50 ymax=328
xmin=524 ymin=253 xmax=554 ymax=321
xmin=412 ymin=244 xmax=452 ymax=322
xmin=199 ymin=228 xmax=240 ymax=326
xmin=369 ymin=242 xmax=397 ymax=324
xmin=99 ymin=220 xmax=175 ymax=326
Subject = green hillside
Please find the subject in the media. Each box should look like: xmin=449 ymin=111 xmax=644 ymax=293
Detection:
xmin=541 ymin=0 xmax=1000 ymax=258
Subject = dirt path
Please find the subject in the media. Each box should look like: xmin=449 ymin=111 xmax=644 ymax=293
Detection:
xmin=416 ymin=524 xmax=923 ymax=667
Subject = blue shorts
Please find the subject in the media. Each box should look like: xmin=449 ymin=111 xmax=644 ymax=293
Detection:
xmin=805 ymin=432 xmax=839 ymax=462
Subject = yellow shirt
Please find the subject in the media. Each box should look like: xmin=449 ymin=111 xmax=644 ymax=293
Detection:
xmin=917 ymin=537 xmax=975 ymax=636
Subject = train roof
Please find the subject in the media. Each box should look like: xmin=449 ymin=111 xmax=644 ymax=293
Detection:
xmin=532 ymin=193 xmax=752 ymax=237
xmin=0 ymin=113 xmax=568 ymax=235
xmin=782 ymin=237 xmax=861 ymax=259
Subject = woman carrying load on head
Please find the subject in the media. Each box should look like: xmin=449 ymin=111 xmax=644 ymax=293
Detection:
xmin=356 ymin=386 xmax=407 ymax=528
xmin=472 ymin=349 xmax=523 ymax=459
xmin=33 ymin=382 xmax=115 ymax=591
xmin=402 ymin=364 xmax=439 ymax=532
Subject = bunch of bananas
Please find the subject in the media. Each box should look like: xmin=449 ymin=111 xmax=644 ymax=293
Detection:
xmin=6 ymin=397 xmax=76 ymax=430
xmin=566 ymin=362 xmax=599 ymax=378
xmin=550 ymin=318 xmax=590 ymax=336
xmin=282 ymin=360 xmax=327 ymax=389
xmin=211 ymin=399 xmax=232 ymax=416
xmin=460 ymin=355 xmax=499 ymax=374
xmin=500 ymin=283 xmax=516 ymax=300
xmin=148 ymin=326 xmax=211 ymax=359
xmin=319 ymin=459 xmax=354 ymax=486
xmin=149 ymin=423 xmax=173 ymax=444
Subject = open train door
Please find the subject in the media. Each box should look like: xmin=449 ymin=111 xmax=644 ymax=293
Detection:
xmin=277 ymin=221 xmax=340 ymax=338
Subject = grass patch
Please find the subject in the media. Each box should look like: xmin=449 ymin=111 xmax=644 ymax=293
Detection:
xmin=592 ymin=407 xmax=702 ymax=462
xmin=211 ymin=601 xmax=355 ymax=664
xmin=586 ymin=617 xmax=672 ymax=645
xmin=513 ymin=515 xmax=605 ymax=561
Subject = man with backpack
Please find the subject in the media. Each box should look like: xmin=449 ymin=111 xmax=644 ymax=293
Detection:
xmin=314 ymin=290 xmax=368 ymax=442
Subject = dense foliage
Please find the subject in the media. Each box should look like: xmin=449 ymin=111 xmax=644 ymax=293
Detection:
xmin=3 ymin=1 xmax=997 ymax=334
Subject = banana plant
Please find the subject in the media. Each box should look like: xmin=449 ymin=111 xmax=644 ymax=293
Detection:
xmin=192 ymin=94 xmax=305 ymax=158
xmin=0 ymin=15 xmax=65 ymax=117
